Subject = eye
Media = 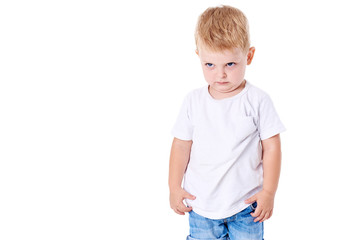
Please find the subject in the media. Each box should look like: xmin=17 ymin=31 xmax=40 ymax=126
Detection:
xmin=205 ymin=63 xmax=214 ymax=68
xmin=227 ymin=62 xmax=235 ymax=67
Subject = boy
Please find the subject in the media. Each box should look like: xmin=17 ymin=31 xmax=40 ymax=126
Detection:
xmin=169 ymin=5 xmax=286 ymax=240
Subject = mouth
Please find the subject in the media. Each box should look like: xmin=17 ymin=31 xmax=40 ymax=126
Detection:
xmin=216 ymin=82 xmax=229 ymax=85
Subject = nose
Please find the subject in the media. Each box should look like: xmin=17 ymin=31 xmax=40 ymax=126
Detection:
xmin=217 ymin=67 xmax=227 ymax=79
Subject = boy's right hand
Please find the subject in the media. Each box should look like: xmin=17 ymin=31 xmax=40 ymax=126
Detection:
xmin=170 ymin=188 xmax=196 ymax=215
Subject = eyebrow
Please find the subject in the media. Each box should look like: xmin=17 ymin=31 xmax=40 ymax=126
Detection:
xmin=201 ymin=60 xmax=239 ymax=64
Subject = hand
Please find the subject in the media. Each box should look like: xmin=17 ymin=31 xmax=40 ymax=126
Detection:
xmin=170 ymin=188 xmax=196 ymax=215
xmin=245 ymin=190 xmax=275 ymax=223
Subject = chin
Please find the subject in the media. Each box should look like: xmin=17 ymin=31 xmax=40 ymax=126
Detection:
xmin=213 ymin=86 xmax=233 ymax=92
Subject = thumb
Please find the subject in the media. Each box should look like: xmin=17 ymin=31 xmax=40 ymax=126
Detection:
xmin=245 ymin=194 xmax=257 ymax=204
xmin=183 ymin=190 xmax=196 ymax=200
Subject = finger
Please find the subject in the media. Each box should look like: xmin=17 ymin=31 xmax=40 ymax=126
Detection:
xmin=174 ymin=208 xmax=185 ymax=215
xmin=245 ymin=195 xmax=256 ymax=204
xmin=175 ymin=210 xmax=185 ymax=215
xmin=267 ymin=209 xmax=273 ymax=220
xmin=251 ymin=208 xmax=262 ymax=218
xmin=184 ymin=192 xmax=196 ymax=200
xmin=254 ymin=210 xmax=265 ymax=222
xmin=250 ymin=204 xmax=262 ymax=217
xmin=178 ymin=203 xmax=193 ymax=213
xmin=259 ymin=212 xmax=270 ymax=223
xmin=269 ymin=209 xmax=273 ymax=218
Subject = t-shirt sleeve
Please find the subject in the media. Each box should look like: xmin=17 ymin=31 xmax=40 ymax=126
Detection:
xmin=171 ymin=93 xmax=194 ymax=141
xmin=257 ymin=94 xmax=286 ymax=140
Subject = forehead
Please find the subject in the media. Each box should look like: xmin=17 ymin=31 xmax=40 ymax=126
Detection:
xmin=198 ymin=47 xmax=246 ymax=62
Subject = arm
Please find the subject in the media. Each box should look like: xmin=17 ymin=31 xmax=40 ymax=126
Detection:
xmin=245 ymin=134 xmax=282 ymax=222
xmin=168 ymin=137 xmax=196 ymax=215
xmin=262 ymin=133 xmax=282 ymax=197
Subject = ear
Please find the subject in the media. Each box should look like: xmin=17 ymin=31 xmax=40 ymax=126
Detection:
xmin=195 ymin=49 xmax=199 ymax=56
xmin=247 ymin=47 xmax=255 ymax=65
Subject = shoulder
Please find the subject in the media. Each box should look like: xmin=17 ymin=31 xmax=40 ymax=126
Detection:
xmin=183 ymin=85 xmax=207 ymax=102
xmin=246 ymin=81 xmax=272 ymax=104
xmin=246 ymin=81 xmax=270 ymax=99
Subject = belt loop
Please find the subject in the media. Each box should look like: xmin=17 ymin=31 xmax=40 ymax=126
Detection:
xmin=250 ymin=201 xmax=257 ymax=211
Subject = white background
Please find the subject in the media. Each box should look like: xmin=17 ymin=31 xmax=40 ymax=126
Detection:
xmin=1 ymin=0 xmax=359 ymax=239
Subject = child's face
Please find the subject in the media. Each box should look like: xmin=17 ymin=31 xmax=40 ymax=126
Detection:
xmin=197 ymin=46 xmax=255 ymax=98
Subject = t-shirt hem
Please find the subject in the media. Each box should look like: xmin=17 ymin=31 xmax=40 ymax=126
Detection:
xmin=260 ymin=126 xmax=287 ymax=140
xmin=171 ymin=129 xmax=192 ymax=141
xmin=191 ymin=203 xmax=251 ymax=220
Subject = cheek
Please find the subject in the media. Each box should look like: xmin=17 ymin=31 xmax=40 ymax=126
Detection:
xmin=202 ymin=69 xmax=215 ymax=82
xmin=230 ymin=67 xmax=246 ymax=80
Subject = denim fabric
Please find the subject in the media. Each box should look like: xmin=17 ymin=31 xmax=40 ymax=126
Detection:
xmin=187 ymin=202 xmax=263 ymax=240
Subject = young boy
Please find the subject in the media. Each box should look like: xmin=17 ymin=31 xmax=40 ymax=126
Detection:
xmin=169 ymin=5 xmax=286 ymax=240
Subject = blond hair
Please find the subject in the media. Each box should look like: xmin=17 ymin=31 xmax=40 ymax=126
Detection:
xmin=195 ymin=5 xmax=250 ymax=53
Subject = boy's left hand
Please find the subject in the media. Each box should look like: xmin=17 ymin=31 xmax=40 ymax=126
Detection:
xmin=244 ymin=190 xmax=275 ymax=223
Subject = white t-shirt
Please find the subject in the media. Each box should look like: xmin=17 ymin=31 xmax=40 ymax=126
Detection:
xmin=171 ymin=80 xmax=286 ymax=219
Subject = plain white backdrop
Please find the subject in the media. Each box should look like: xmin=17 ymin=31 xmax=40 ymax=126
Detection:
xmin=1 ymin=0 xmax=359 ymax=239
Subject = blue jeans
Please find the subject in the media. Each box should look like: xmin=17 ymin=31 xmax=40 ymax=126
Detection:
xmin=187 ymin=202 xmax=264 ymax=240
